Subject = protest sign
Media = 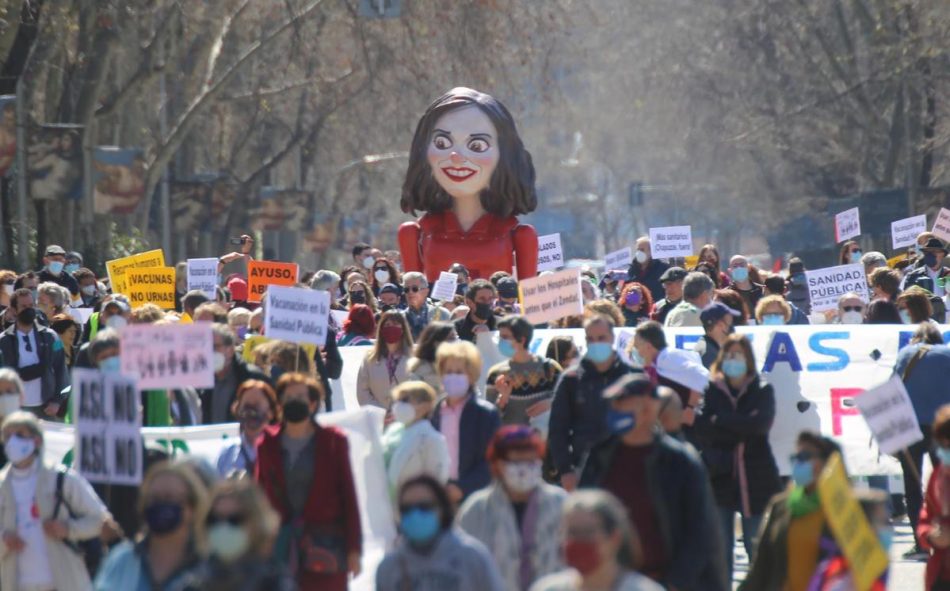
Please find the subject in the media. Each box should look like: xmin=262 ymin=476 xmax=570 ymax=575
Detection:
xmin=331 ymin=310 xmax=349 ymax=329
xmin=67 ymin=307 xmax=94 ymax=326
xmin=518 ymin=268 xmax=583 ymax=325
xmin=431 ymin=272 xmax=458 ymax=301
xmin=649 ymin=225 xmax=693 ymax=258
xmin=933 ymin=208 xmax=950 ymax=242
xmin=854 ymin=375 xmax=923 ymax=455
xmin=887 ymin=254 xmax=907 ymax=269
xmin=891 ymin=214 xmax=927 ymax=250
xmin=106 ymin=249 xmax=166 ymax=295
xmin=805 ymin=263 xmax=869 ymax=312
xmin=187 ymin=258 xmax=219 ymax=299
xmin=264 ymin=286 xmax=330 ymax=346
xmin=604 ymin=247 xmax=632 ymax=270
xmin=127 ymin=267 xmax=176 ymax=309
xmin=247 ymin=260 xmax=299 ymax=303
xmin=537 ymin=233 xmax=564 ymax=272
xmin=818 ymin=453 xmax=889 ymax=591
xmin=120 ymin=323 xmax=214 ymax=389
xmin=73 ymin=369 xmax=142 ymax=485
xmin=242 ymin=334 xmax=317 ymax=365
xmin=835 ymin=207 xmax=861 ymax=242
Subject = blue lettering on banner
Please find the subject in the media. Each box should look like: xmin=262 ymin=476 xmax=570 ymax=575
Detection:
xmin=762 ymin=332 xmax=802 ymax=372
xmin=676 ymin=334 xmax=702 ymax=350
xmin=807 ymin=332 xmax=849 ymax=371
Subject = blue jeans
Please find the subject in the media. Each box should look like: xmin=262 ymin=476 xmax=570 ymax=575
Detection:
xmin=718 ymin=506 xmax=763 ymax=581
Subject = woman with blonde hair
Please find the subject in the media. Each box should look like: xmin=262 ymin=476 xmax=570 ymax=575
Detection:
xmin=356 ymin=310 xmax=413 ymax=409
xmin=755 ymin=295 xmax=792 ymax=326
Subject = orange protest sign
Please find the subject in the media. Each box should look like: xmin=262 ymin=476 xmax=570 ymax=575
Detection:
xmin=247 ymin=260 xmax=299 ymax=303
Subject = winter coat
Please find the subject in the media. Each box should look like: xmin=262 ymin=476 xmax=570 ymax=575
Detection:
xmin=0 ymin=322 xmax=70 ymax=406
xmin=356 ymin=351 xmax=409 ymax=409
xmin=375 ymin=529 xmax=505 ymax=591
xmin=385 ymin=419 xmax=450 ymax=498
xmin=626 ymin=260 xmax=670 ymax=303
xmin=406 ymin=357 xmax=441 ymax=392
xmin=431 ymin=393 xmax=501 ymax=498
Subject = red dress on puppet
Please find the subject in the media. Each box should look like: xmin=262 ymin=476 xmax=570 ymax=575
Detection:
xmin=398 ymin=210 xmax=538 ymax=283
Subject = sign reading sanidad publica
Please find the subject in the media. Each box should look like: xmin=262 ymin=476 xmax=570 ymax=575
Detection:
xmin=805 ymin=263 xmax=869 ymax=312
xmin=247 ymin=260 xmax=299 ymax=303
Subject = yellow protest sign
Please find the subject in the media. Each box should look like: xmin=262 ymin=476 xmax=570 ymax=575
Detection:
xmin=126 ymin=267 xmax=176 ymax=310
xmin=887 ymin=254 xmax=907 ymax=269
xmin=241 ymin=335 xmax=316 ymax=365
xmin=684 ymin=255 xmax=699 ymax=269
xmin=107 ymin=249 xmax=166 ymax=295
xmin=817 ymin=453 xmax=888 ymax=591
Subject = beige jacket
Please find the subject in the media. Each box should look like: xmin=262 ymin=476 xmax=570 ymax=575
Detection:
xmin=406 ymin=357 xmax=441 ymax=392
xmin=0 ymin=460 xmax=107 ymax=591
xmin=356 ymin=352 xmax=409 ymax=409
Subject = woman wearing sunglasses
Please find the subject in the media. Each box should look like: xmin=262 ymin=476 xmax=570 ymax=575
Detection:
xmin=376 ymin=475 xmax=504 ymax=591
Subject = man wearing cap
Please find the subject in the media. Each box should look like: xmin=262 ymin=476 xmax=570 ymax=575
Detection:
xmin=903 ymin=237 xmax=950 ymax=297
xmin=37 ymin=245 xmax=80 ymax=300
xmin=64 ymin=251 xmax=83 ymax=276
xmin=664 ymin=271 xmax=714 ymax=328
xmin=580 ymin=374 xmax=727 ymax=589
xmin=402 ymin=272 xmax=450 ymax=340
xmin=651 ymin=267 xmax=687 ymax=324
xmin=377 ymin=283 xmax=403 ymax=311
xmin=695 ymin=302 xmax=740 ymax=369
xmin=227 ymin=275 xmax=249 ymax=308
xmin=626 ymin=237 xmax=670 ymax=302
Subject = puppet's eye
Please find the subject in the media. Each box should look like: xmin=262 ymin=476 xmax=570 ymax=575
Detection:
xmin=432 ymin=134 xmax=452 ymax=150
xmin=467 ymin=138 xmax=489 ymax=153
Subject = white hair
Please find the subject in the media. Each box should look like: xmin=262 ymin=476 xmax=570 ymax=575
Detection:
xmin=37 ymin=282 xmax=69 ymax=310
xmin=402 ymin=271 xmax=428 ymax=287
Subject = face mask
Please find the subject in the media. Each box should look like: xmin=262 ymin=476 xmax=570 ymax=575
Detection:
xmin=473 ymin=302 xmax=493 ymax=321
xmin=374 ymin=269 xmax=390 ymax=283
xmin=0 ymin=394 xmax=19 ymax=417
xmin=762 ymin=314 xmax=785 ymax=326
xmin=722 ymin=358 xmax=747 ymax=379
xmin=2 ymin=284 xmax=12 ymax=296
xmin=349 ymin=291 xmax=366 ymax=304
xmin=47 ymin=261 xmax=64 ymax=276
xmin=441 ymin=373 xmax=470 ymax=398
xmin=362 ymin=256 xmax=376 ymax=269
xmin=106 ymin=315 xmax=127 ymax=330
xmin=282 ymin=398 xmax=312 ymax=423
xmin=236 ymin=326 xmax=248 ymax=341
xmin=624 ymin=291 xmax=641 ymax=307
xmin=849 ymin=251 xmax=863 ymax=264
xmin=899 ymin=309 xmax=912 ymax=325
xmin=629 ymin=349 xmax=646 ymax=368
xmin=64 ymin=264 xmax=80 ymax=275
xmin=924 ymin=252 xmax=939 ymax=268
xmin=731 ymin=267 xmax=749 ymax=283
xmin=502 ymin=460 xmax=542 ymax=494
xmin=634 ymin=250 xmax=648 ymax=264
xmin=498 ymin=339 xmax=516 ymax=358
xmin=213 ymin=352 xmax=227 ymax=372
xmin=607 ymin=408 xmax=636 ymax=435
xmin=840 ymin=310 xmax=863 ymax=325
xmin=81 ymin=284 xmax=97 ymax=297
xmin=16 ymin=308 xmax=36 ymax=326
xmin=936 ymin=446 xmax=950 ymax=466
xmin=585 ymin=342 xmax=614 ymax=364
xmin=144 ymin=502 xmax=184 ymax=535
xmin=392 ymin=401 xmax=417 ymax=425
xmin=791 ymin=460 xmax=814 ymax=488
xmin=564 ymin=539 xmax=601 ymax=575
xmin=381 ymin=325 xmax=404 ymax=344
xmin=401 ymin=508 xmax=440 ymax=544
xmin=208 ymin=523 xmax=250 ymax=562
xmin=4 ymin=434 xmax=35 ymax=464
xmin=100 ymin=356 xmax=121 ymax=374
xmin=238 ymin=408 xmax=265 ymax=431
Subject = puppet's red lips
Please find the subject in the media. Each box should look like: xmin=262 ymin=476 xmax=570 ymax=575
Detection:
xmin=441 ymin=167 xmax=477 ymax=182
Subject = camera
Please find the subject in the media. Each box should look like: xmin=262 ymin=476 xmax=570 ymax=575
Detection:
xmin=229 ymin=237 xmax=248 ymax=245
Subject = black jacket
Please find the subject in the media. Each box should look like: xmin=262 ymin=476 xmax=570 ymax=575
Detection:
xmin=694 ymin=377 xmax=781 ymax=515
xmin=198 ymin=355 xmax=269 ymax=424
xmin=0 ymin=322 xmax=70 ymax=406
xmin=454 ymin=314 xmax=497 ymax=343
xmin=313 ymin=327 xmax=342 ymax=412
xmin=626 ymin=259 xmax=670 ymax=303
xmin=580 ymin=432 xmax=728 ymax=591
xmin=694 ymin=335 xmax=721 ymax=369
xmin=37 ymin=268 xmax=80 ymax=297
xmin=547 ymin=356 xmax=639 ymax=475
xmin=903 ymin=264 xmax=950 ymax=295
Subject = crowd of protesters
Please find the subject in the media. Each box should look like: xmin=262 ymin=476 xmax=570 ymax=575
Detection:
xmin=0 ymin=230 xmax=949 ymax=590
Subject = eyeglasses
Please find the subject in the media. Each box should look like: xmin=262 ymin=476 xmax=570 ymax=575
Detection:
xmin=399 ymin=502 xmax=437 ymax=514
xmin=841 ymin=306 xmax=863 ymax=313
xmin=406 ymin=286 xmax=425 ymax=293
xmin=207 ymin=513 xmax=246 ymax=527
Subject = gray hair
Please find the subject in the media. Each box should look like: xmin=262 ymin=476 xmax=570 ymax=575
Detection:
xmin=0 ymin=368 xmax=25 ymax=395
xmin=402 ymin=271 xmax=428 ymax=287
xmin=37 ymin=282 xmax=68 ymax=310
xmin=1 ymin=411 xmax=43 ymax=446
xmin=89 ymin=328 xmax=121 ymax=361
xmin=211 ymin=322 xmax=235 ymax=347
xmin=860 ymin=251 xmax=887 ymax=269
xmin=310 ymin=270 xmax=341 ymax=292
xmin=683 ymin=272 xmax=714 ymax=302
xmin=227 ymin=307 xmax=251 ymax=326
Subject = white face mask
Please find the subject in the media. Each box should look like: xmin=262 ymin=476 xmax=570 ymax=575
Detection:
xmin=441 ymin=373 xmax=470 ymax=398
xmin=362 ymin=256 xmax=376 ymax=269
xmin=374 ymin=269 xmax=390 ymax=283
xmin=5 ymin=434 xmax=36 ymax=464
xmin=635 ymin=250 xmax=648 ymax=264
xmin=392 ymin=401 xmax=417 ymax=425
xmin=502 ymin=460 xmax=542 ymax=494
xmin=0 ymin=394 xmax=20 ymax=417
xmin=207 ymin=523 xmax=250 ymax=562
xmin=213 ymin=351 xmax=227 ymax=372
xmin=840 ymin=310 xmax=864 ymax=325
xmin=81 ymin=284 xmax=97 ymax=297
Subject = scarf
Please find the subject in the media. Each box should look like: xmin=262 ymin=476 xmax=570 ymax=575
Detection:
xmin=788 ymin=486 xmax=821 ymax=518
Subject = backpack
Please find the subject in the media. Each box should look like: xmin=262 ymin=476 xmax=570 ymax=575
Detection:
xmin=53 ymin=467 xmax=105 ymax=576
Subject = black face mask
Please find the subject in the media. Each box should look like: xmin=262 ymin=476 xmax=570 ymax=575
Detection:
xmin=473 ymin=302 xmax=493 ymax=321
xmin=283 ymin=398 xmax=311 ymax=423
xmin=16 ymin=308 xmax=36 ymax=326
xmin=350 ymin=291 xmax=366 ymax=304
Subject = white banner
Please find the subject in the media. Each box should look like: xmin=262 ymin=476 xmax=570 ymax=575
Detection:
xmin=604 ymin=247 xmax=632 ymax=270
xmin=835 ymin=207 xmax=861 ymax=242
xmin=649 ymin=225 xmax=693 ymax=258
xmin=537 ymin=233 xmax=564 ymax=272
xmin=264 ymin=285 xmax=330 ymax=346
xmin=891 ymin=215 xmax=927 ymax=250
xmin=805 ymin=263 xmax=869 ymax=312
xmin=120 ymin=323 xmax=214 ymax=389
xmin=72 ymin=370 xmax=143 ymax=485
xmin=187 ymin=258 xmax=219 ymax=299
xmin=855 ymin=375 xmax=924 ymax=455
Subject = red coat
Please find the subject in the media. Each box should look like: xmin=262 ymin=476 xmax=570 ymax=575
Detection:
xmin=398 ymin=210 xmax=538 ymax=283
xmin=918 ymin=467 xmax=950 ymax=591
xmin=255 ymin=423 xmax=362 ymax=591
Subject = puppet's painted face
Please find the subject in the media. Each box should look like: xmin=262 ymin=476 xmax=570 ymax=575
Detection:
xmin=427 ymin=105 xmax=499 ymax=200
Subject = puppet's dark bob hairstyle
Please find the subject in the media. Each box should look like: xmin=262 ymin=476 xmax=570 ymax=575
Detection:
xmin=401 ymin=87 xmax=537 ymax=218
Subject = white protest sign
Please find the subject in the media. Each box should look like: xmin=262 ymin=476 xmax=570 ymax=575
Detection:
xmin=805 ymin=263 xmax=869 ymax=312
xmin=67 ymin=307 xmax=94 ymax=326
xmin=431 ymin=272 xmax=458 ymax=301
xmin=330 ymin=310 xmax=349 ymax=329
xmin=933 ymin=208 xmax=950 ymax=242
xmin=649 ymin=225 xmax=693 ymax=259
xmin=73 ymin=369 xmax=143 ymax=485
xmin=891 ymin=214 xmax=927 ymax=250
xmin=835 ymin=207 xmax=861 ymax=242
xmin=187 ymin=258 xmax=219 ymax=299
xmin=854 ymin=375 xmax=923 ymax=455
xmin=537 ymin=233 xmax=564 ymax=272
xmin=265 ymin=285 xmax=330 ymax=346
xmin=519 ymin=268 xmax=583 ymax=324
xmin=604 ymin=247 xmax=633 ymax=270
xmin=120 ymin=323 xmax=214 ymax=389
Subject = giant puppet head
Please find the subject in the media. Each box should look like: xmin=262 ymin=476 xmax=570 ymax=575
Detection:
xmin=398 ymin=88 xmax=539 ymax=283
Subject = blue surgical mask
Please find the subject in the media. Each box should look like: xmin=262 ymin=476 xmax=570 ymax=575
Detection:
xmin=64 ymin=263 xmax=80 ymax=275
xmin=722 ymin=358 xmax=747 ymax=379
xmin=100 ymin=356 xmax=121 ymax=374
xmin=498 ymin=339 xmax=516 ymax=358
xmin=731 ymin=267 xmax=749 ymax=283
xmin=585 ymin=342 xmax=614 ymax=364
xmin=877 ymin=527 xmax=894 ymax=552
xmin=607 ymin=408 xmax=636 ymax=435
xmin=400 ymin=509 xmax=440 ymax=544
xmin=629 ymin=349 xmax=646 ymax=368
xmin=762 ymin=314 xmax=785 ymax=326
xmin=47 ymin=261 xmax=64 ymax=276
xmin=899 ymin=309 xmax=912 ymax=325
xmin=915 ymin=243 xmax=923 ymax=256
xmin=936 ymin=446 xmax=950 ymax=466
xmin=791 ymin=460 xmax=814 ymax=488
xmin=849 ymin=251 xmax=863 ymax=264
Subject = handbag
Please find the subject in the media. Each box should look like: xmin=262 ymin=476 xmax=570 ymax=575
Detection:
xmin=294 ymin=521 xmax=347 ymax=574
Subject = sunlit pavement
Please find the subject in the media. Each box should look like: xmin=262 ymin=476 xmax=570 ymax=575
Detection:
xmin=731 ymin=519 xmax=925 ymax=590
